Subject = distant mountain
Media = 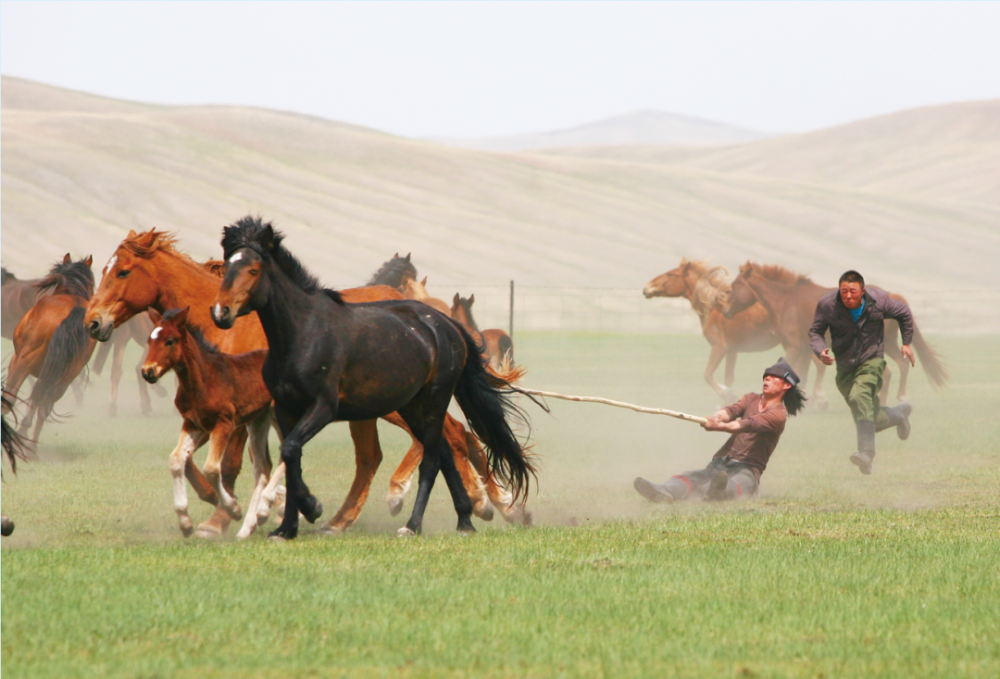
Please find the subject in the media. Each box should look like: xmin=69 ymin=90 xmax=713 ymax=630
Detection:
xmin=427 ymin=110 xmax=768 ymax=152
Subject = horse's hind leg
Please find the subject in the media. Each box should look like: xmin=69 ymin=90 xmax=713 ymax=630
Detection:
xmin=443 ymin=415 xmax=492 ymax=521
xmin=269 ymin=402 xmax=334 ymax=541
xmin=196 ymin=426 xmax=247 ymax=537
xmin=320 ymin=419 xmax=383 ymax=535
xmin=236 ymin=413 xmax=273 ymax=539
xmin=466 ymin=431 xmax=531 ymax=526
xmin=108 ymin=333 xmax=127 ymax=416
xmin=383 ymin=412 xmax=422 ymax=516
xmin=202 ymin=424 xmax=244 ymax=522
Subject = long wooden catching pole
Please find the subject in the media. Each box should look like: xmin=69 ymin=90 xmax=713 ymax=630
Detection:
xmin=511 ymin=386 xmax=708 ymax=425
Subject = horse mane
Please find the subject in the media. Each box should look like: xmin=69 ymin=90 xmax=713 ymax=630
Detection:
xmin=222 ymin=216 xmax=343 ymax=305
xmin=690 ymin=264 xmax=732 ymax=315
xmin=745 ymin=262 xmax=812 ymax=286
xmin=34 ymin=257 xmax=94 ymax=300
xmin=162 ymin=308 xmax=221 ymax=355
xmin=367 ymin=254 xmax=417 ymax=289
xmin=202 ymin=260 xmax=227 ymax=279
xmin=120 ymin=229 xmax=205 ymax=272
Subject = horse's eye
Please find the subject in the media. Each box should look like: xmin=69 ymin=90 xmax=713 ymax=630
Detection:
xmin=165 ymin=338 xmax=175 ymax=347
xmin=249 ymin=269 xmax=260 ymax=276
xmin=117 ymin=270 xmax=131 ymax=279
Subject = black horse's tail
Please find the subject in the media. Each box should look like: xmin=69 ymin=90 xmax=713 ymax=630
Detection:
xmin=452 ymin=327 xmax=536 ymax=504
xmin=2 ymin=391 xmax=30 ymax=476
xmin=28 ymin=306 xmax=90 ymax=418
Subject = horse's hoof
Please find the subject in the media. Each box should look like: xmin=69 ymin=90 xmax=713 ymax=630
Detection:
xmin=195 ymin=520 xmax=225 ymax=539
xmin=474 ymin=501 xmax=494 ymax=522
xmin=301 ymin=498 xmax=323 ymax=524
xmin=256 ymin=512 xmax=270 ymax=526
xmin=319 ymin=524 xmax=345 ymax=537
xmin=1 ymin=516 xmax=14 ymax=537
xmin=396 ymin=526 xmax=417 ymax=538
xmin=226 ymin=504 xmax=243 ymax=521
xmin=387 ymin=496 xmax=404 ymax=517
xmin=268 ymin=526 xmax=296 ymax=541
xmin=235 ymin=527 xmax=253 ymax=540
xmin=179 ymin=518 xmax=195 ymax=538
xmin=457 ymin=522 xmax=477 ymax=535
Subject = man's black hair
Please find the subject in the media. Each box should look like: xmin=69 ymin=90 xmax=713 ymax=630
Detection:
xmin=839 ymin=270 xmax=865 ymax=288
xmin=783 ymin=385 xmax=806 ymax=416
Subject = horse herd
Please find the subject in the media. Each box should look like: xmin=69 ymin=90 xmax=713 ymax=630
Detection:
xmin=2 ymin=221 xmax=946 ymax=539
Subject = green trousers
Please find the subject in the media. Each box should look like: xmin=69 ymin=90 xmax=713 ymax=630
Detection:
xmin=835 ymin=357 xmax=889 ymax=428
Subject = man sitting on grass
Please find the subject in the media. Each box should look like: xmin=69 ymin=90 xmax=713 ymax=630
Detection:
xmin=634 ymin=357 xmax=805 ymax=503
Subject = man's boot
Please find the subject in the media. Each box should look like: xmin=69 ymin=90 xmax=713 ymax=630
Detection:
xmin=878 ymin=403 xmax=912 ymax=440
xmin=634 ymin=477 xmax=687 ymax=503
xmin=850 ymin=420 xmax=877 ymax=475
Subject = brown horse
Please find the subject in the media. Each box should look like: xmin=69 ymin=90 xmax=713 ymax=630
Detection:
xmin=84 ymin=230 xmax=498 ymax=535
xmin=644 ymin=259 xmax=785 ymax=404
xmin=142 ymin=307 xmax=275 ymax=538
xmin=400 ymin=276 xmax=453 ymax=316
xmin=4 ymin=255 xmax=97 ymax=445
xmin=723 ymin=262 xmax=948 ymax=402
xmin=2 ymin=267 xmax=45 ymax=340
xmin=450 ymin=293 xmax=514 ymax=373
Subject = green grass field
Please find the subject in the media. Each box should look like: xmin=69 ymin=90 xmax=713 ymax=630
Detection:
xmin=3 ymin=333 xmax=999 ymax=678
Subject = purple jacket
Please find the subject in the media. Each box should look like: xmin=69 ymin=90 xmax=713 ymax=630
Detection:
xmin=809 ymin=286 xmax=914 ymax=372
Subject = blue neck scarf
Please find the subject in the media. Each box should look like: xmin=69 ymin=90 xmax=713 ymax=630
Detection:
xmin=850 ymin=297 xmax=866 ymax=323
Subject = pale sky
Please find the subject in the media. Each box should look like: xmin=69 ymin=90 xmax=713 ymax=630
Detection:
xmin=2 ymin=1 xmax=998 ymax=138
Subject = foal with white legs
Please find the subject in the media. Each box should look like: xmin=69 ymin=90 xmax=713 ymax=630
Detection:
xmin=142 ymin=307 xmax=275 ymax=539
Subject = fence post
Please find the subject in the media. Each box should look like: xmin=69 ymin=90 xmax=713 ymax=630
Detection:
xmin=509 ymin=279 xmax=514 ymax=340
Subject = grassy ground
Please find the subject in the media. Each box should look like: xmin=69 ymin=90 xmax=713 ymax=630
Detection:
xmin=2 ymin=333 xmax=999 ymax=678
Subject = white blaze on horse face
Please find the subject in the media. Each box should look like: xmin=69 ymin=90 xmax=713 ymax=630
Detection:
xmin=229 ymin=252 xmax=244 ymax=264
xmin=101 ymin=255 xmax=118 ymax=283
xmin=213 ymin=303 xmax=223 ymax=319
xmin=150 ymin=327 xmax=162 ymax=341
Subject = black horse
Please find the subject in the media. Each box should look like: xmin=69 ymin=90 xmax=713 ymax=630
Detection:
xmin=211 ymin=217 xmax=535 ymax=539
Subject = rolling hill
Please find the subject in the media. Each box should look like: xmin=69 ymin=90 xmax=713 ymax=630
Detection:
xmin=2 ymin=76 xmax=998 ymax=334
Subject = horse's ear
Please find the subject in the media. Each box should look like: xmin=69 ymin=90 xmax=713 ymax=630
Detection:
xmin=127 ymin=229 xmax=137 ymax=239
xmin=405 ymin=253 xmax=411 ymax=262
xmin=176 ymin=307 xmax=190 ymax=327
xmin=262 ymin=224 xmax=277 ymax=251
xmin=63 ymin=253 xmax=72 ymax=264
xmin=147 ymin=308 xmax=162 ymax=325
xmin=453 ymin=292 xmax=460 ymax=305
xmin=683 ymin=260 xmax=692 ymax=274
xmin=84 ymin=255 xmax=93 ymax=268
xmin=469 ymin=294 xmax=475 ymax=305
xmin=421 ymin=276 xmax=427 ymax=286
xmin=393 ymin=252 xmax=399 ymax=259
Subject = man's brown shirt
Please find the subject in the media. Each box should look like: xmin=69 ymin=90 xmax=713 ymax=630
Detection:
xmin=713 ymin=392 xmax=787 ymax=476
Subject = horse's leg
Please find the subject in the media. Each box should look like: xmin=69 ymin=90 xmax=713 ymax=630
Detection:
xmin=202 ymin=422 xmax=244 ymax=522
xmin=443 ymin=415 xmax=492 ymax=521
xmin=723 ymin=350 xmax=738 ymax=404
xmin=236 ymin=412 xmax=273 ymax=539
xmin=383 ymin=412 xmax=422 ymax=516
xmin=132 ymin=344 xmax=154 ymax=417
xmin=398 ymin=398 xmax=474 ymax=536
xmin=702 ymin=341 xmax=731 ymax=403
xmin=270 ymin=402 xmax=334 ymax=541
xmin=811 ymin=355 xmax=829 ymax=411
xmin=2 ymin=353 xmax=31 ymax=417
xmin=320 ymin=419 xmax=383 ymax=535
xmin=464 ymin=429 xmax=533 ymax=525
xmin=170 ymin=426 xmax=209 ymax=537
xmin=884 ymin=340 xmax=909 ymax=403
xmin=109 ymin=332 xmax=127 ymax=417
xmin=195 ymin=426 xmax=248 ymax=536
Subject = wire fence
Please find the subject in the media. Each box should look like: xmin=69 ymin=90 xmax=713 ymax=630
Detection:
xmin=447 ymin=285 xmax=1000 ymax=337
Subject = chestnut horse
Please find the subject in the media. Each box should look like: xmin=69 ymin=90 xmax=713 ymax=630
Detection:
xmin=4 ymin=255 xmax=97 ymax=446
xmin=85 ymin=229 xmax=496 ymax=536
xmin=211 ymin=216 xmax=535 ymax=539
xmin=644 ymin=259 xmax=788 ymax=404
xmin=723 ymin=262 xmax=948 ymax=402
xmin=4 ymin=266 xmax=158 ymax=415
xmin=142 ymin=307 xmax=274 ymax=538
xmin=450 ymin=293 xmax=514 ymax=373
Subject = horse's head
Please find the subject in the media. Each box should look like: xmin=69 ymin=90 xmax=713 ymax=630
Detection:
xmin=643 ymin=259 xmax=693 ymax=299
xmin=450 ymin=293 xmax=477 ymax=332
xmin=141 ymin=307 xmax=189 ymax=384
xmin=212 ymin=219 xmax=276 ymax=329
xmin=86 ymin=230 xmax=166 ymax=342
xmin=722 ymin=263 xmax=758 ymax=319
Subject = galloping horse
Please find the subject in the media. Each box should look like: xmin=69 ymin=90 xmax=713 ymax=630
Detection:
xmin=85 ymin=229 xmax=500 ymax=536
xmin=212 ymin=216 xmax=535 ymax=539
xmin=723 ymin=262 xmax=948 ymax=402
xmin=4 ymin=255 xmax=97 ymax=445
xmin=4 ymin=266 xmax=159 ymax=415
xmin=644 ymin=259 xmax=785 ymax=404
xmin=142 ymin=308 xmax=274 ymax=538
xmin=450 ymin=294 xmax=514 ymax=373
